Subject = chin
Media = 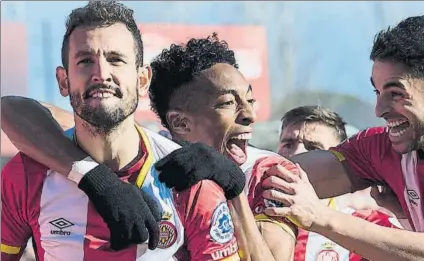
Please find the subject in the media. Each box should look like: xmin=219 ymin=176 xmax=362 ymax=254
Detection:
xmin=391 ymin=142 xmax=413 ymax=154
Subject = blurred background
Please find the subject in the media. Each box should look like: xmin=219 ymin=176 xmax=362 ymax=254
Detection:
xmin=2 ymin=2 xmax=424 ymax=260
xmin=4 ymin=1 xmax=424 ymax=157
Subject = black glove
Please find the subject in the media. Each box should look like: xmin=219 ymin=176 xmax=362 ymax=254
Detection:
xmin=78 ymin=164 xmax=161 ymax=251
xmin=155 ymin=142 xmax=246 ymax=199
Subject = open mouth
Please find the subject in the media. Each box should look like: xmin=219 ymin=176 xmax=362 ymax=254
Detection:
xmin=225 ymin=133 xmax=252 ymax=165
xmin=85 ymin=89 xmax=118 ymax=99
xmin=387 ymin=119 xmax=410 ymax=138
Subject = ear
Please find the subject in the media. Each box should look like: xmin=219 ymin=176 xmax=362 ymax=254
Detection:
xmin=56 ymin=66 xmax=69 ymax=97
xmin=166 ymin=110 xmax=191 ymax=135
xmin=137 ymin=65 xmax=152 ymax=97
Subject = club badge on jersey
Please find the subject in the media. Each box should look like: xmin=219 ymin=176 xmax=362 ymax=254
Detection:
xmin=210 ymin=202 xmax=235 ymax=244
xmin=316 ymin=242 xmax=340 ymax=261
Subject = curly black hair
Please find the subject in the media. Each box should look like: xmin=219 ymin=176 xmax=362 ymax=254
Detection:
xmin=61 ymin=1 xmax=143 ymax=70
xmin=149 ymin=32 xmax=238 ymax=128
xmin=370 ymin=15 xmax=424 ymax=77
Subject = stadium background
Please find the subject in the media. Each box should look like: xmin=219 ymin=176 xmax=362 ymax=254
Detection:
xmin=1 ymin=2 xmax=423 ymax=259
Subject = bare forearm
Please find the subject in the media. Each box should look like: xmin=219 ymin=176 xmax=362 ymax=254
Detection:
xmin=1 ymin=96 xmax=87 ymax=176
xmin=290 ymin=150 xmax=367 ymax=198
xmin=313 ymin=207 xmax=424 ymax=261
xmin=228 ymin=194 xmax=276 ymax=261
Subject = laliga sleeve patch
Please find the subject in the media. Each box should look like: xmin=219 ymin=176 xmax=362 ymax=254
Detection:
xmin=210 ymin=202 xmax=235 ymax=244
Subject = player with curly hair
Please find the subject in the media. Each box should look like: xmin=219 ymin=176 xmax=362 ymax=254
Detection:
xmin=1 ymin=28 xmax=298 ymax=260
xmin=147 ymin=32 xmax=297 ymax=260
xmin=261 ymin=15 xmax=424 ymax=261
xmin=0 ymin=2 xmax=280 ymax=261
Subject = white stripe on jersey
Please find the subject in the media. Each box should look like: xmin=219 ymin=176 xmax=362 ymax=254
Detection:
xmin=401 ymin=152 xmax=424 ymax=232
xmin=39 ymin=170 xmax=89 ymax=261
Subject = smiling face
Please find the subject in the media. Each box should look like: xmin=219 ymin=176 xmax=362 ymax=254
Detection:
xmin=372 ymin=60 xmax=424 ymax=153
xmin=168 ymin=63 xmax=257 ymax=165
xmin=56 ymin=23 xmax=150 ymax=133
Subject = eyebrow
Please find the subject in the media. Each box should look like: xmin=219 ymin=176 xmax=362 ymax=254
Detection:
xmin=303 ymin=139 xmax=325 ymax=149
xmin=219 ymin=84 xmax=253 ymax=96
xmin=382 ymin=81 xmax=405 ymax=90
xmin=74 ymin=49 xmax=127 ymax=60
xmin=370 ymin=77 xmax=405 ymax=90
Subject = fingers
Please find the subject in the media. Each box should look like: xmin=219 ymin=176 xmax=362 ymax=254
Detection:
xmin=141 ymin=192 xmax=162 ymax=222
xmin=295 ymin=163 xmax=309 ymax=181
xmin=110 ymin=227 xmax=128 ymax=251
xmin=264 ymin=206 xmax=292 ymax=217
xmin=262 ymin=176 xmax=295 ymax=194
xmin=146 ymin=217 xmax=160 ymax=250
xmin=155 ymin=153 xmax=172 ymax=170
xmin=263 ymin=189 xmax=294 ymax=206
xmin=266 ymin=164 xmax=299 ymax=183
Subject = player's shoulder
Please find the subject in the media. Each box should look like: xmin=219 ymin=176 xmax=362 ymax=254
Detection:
xmin=341 ymin=126 xmax=389 ymax=146
xmin=175 ymin=180 xmax=226 ymax=217
xmin=2 ymin=152 xmax=49 ymax=190
xmin=186 ymin=180 xmax=225 ymax=204
xmin=141 ymin=126 xmax=181 ymax=157
xmin=241 ymin=146 xmax=279 ymax=171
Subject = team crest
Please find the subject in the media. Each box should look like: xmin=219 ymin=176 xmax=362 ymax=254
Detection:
xmin=316 ymin=242 xmax=339 ymax=261
xmin=210 ymin=202 xmax=234 ymax=244
xmin=158 ymin=221 xmax=177 ymax=249
xmin=316 ymin=249 xmax=339 ymax=261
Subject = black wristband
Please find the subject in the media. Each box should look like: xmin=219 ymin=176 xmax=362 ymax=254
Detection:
xmin=78 ymin=164 xmax=119 ymax=193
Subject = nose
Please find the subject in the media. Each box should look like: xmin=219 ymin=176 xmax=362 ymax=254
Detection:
xmin=374 ymin=95 xmax=390 ymax=118
xmin=236 ymin=102 xmax=257 ymax=126
xmin=91 ymin=58 xmax=113 ymax=84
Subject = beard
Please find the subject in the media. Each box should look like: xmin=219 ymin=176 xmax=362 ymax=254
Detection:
xmin=69 ymin=81 xmax=139 ymax=135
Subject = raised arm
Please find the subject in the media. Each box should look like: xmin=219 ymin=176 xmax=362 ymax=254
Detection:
xmin=1 ymin=95 xmax=161 ymax=250
xmin=1 ymin=96 xmax=84 ymax=174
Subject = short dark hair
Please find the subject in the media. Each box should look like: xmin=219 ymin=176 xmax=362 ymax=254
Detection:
xmin=370 ymin=15 xmax=424 ymax=77
xmin=281 ymin=106 xmax=347 ymax=142
xmin=61 ymin=0 xmax=143 ymax=70
xmin=149 ymin=33 xmax=238 ymax=128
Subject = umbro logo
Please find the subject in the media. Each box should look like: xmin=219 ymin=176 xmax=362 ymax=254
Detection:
xmin=407 ymin=189 xmax=420 ymax=206
xmin=49 ymin=218 xmax=74 ymax=236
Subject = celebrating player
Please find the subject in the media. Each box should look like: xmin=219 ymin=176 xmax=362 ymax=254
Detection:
xmin=278 ymin=105 xmax=405 ymax=261
xmin=262 ymin=16 xmax=424 ymax=261
xmin=0 ymin=2 xmax=276 ymax=260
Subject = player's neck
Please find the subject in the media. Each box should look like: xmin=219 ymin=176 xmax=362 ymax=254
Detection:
xmin=73 ymin=115 xmax=140 ymax=171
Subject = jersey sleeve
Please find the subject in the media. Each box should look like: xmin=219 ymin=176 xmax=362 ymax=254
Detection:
xmin=1 ymin=154 xmax=32 ymax=260
xmin=175 ymin=180 xmax=240 ymax=261
xmin=329 ymin=127 xmax=388 ymax=184
xmin=248 ymin=156 xmax=298 ymax=239
xmin=352 ymin=209 xmax=403 ymax=229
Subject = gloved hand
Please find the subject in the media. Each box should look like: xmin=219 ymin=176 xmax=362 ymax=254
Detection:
xmin=78 ymin=164 xmax=161 ymax=251
xmin=156 ymin=142 xmax=246 ymax=199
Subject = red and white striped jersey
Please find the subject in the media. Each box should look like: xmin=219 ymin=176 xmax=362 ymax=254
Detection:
xmin=1 ymin=126 xmax=240 ymax=261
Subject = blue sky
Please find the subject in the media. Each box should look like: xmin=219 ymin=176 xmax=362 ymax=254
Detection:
xmin=2 ymin=1 xmax=424 ymax=112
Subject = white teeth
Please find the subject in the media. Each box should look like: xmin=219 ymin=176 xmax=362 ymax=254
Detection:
xmin=386 ymin=119 xmax=409 ymax=138
xmin=390 ymin=128 xmax=407 ymax=137
xmin=232 ymin=133 xmax=252 ymax=140
xmin=386 ymin=120 xmax=408 ymax=128
xmin=91 ymin=92 xmax=113 ymax=98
